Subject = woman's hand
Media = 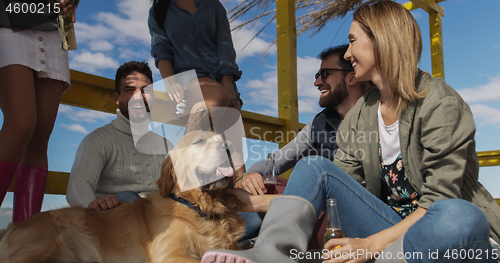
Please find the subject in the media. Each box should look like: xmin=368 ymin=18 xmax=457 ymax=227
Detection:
xmin=59 ymin=0 xmax=77 ymax=22
xmin=322 ymin=237 xmax=380 ymax=263
xmin=239 ymin=172 xmax=266 ymax=195
xmin=322 ymin=208 xmax=427 ymax=262
xmin=166 ymin=82 xmax=184 ymax=103
xmin=224 ymin=188 xmax=278 ymax=212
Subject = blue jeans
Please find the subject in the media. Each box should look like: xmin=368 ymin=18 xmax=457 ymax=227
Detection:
xmin=270 ymin=156 xmax=494 ymax=262
xmin=115 ymin=190 xmax=141 ymax=203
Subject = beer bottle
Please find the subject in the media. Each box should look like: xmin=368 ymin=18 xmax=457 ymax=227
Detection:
xmin=262 ymin=153 xmax=276 ymax=194
xmin=324 ymin=198 xmax=344 ymax=249
xmin=57 ymin=14 xmax=77 ymax=50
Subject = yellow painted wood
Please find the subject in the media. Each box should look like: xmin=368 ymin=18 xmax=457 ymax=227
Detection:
xmin=62 ymin=70 xmax=117 ymax=114
xmin=5 ymin=150 xmax=490 ymax=195
xmin=429 ymin=11 xmax=445 ymax=79
xmin=276 ymin=0 xmax=299 ymax=179
xmin=62 ymin=70 xmax=304 ymax=143
xmin=408 ymin=0 xmax=445 ymax=15
xmin=8 ymin=171 xmax=69 ymax=195
xmin=404 ymin=1 xmax=446 ymax=79
xmin=477 ymin=150 xmax=500 ymax=167
xmin=405 ymin=0 xmax=447 ymax=11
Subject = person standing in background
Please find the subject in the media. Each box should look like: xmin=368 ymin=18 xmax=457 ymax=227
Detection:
xmin=148 ymin=0 xmax=246 ymax=183
xmin=0 ymin=0 xmax=79 ymax=222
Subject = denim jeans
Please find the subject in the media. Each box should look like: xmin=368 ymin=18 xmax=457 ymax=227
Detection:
xmin=115 ymin=190 xmax=141 ymax=203
xmin=275 ymin=156 xmax=495 ymax=262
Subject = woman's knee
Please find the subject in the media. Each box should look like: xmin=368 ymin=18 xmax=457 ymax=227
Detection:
xmin=204 ymin=91 xmax=230 ymax=108
xmin=2 ymin=116 xmax=37 ymax=142
xmin=199 ymin=80 xmax=231 ymax=108
xmin=420 ymin=199 xmax=490 ymax=241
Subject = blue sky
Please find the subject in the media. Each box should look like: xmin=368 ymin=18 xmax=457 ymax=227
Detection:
xmin=1 ymin=0 xmax=500 ymax=211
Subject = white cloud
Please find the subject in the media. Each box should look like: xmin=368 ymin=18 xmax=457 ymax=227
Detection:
xmin=148 ymin=57 xmax=161 ymax=81
xmin=74 ymin=23 xmax=113 ymax=43
xmin=457 ymin=76 xmax=500 ymax=103
xmin=242 ymin=55 xmax=322 ymax=115
xmin=231 ymin=19 xmax=275 ymax=62
xmin=245 ymin=69 xmax=278 ymax=115
xmin=88 ymin=40 xmax=114 ymax=52
xmin=296 ymin=56 xmax=322 ymax=114
xmin=69 ymin=51 xmax=120 ymax=73
xmin=74 ymin=0 xmax=151 ymax=48
xmin=59 ymin=105 xmax=114 ymax=123
xmin=60 ymin=124 xmax=89 ymax=134
xmin=470 ymin=104 xmax=500 ymax=126
xmin=117 ymin=48 xmax=146 ymax=60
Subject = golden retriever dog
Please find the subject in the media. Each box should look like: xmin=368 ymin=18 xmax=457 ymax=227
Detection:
xmin=0 ymin=131 xmax=245 ymax=263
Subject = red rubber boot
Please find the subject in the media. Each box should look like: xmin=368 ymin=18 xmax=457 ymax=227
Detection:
xmin=13 ymin=166 xmax=48 ymax=223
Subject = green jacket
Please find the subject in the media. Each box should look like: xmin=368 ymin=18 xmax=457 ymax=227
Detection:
xmin=334 ymin=70 xmax=500 ymax=243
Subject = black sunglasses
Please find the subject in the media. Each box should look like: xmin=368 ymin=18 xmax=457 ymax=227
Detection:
xmin=315 ymin=68 xmax=352 ymax=81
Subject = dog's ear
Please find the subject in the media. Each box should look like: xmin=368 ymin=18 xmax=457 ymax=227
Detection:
xmin=157 ymin=155 xmax=179 ymax=196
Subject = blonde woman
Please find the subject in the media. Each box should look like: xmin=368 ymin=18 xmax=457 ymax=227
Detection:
xmin=200 ymin=1 xmax=500 ymax=263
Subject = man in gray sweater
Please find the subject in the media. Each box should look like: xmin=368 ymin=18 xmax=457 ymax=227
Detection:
xmin=66 ymin=61 xmax=172 ymax=210
xmin=239 ymin=44 xmax=366 ymax=195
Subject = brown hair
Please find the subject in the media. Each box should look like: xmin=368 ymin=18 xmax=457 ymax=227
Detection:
xmin=115 ymin=61 xmax=153 ymax=93
xmin=353 ymin=0 xmax=426 ymax=110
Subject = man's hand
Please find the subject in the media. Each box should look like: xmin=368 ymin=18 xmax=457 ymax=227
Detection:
xmin=239 ymin=172 xmax=266 ymax=195
xmin=88 ymin=195 xmax=120 ymax=211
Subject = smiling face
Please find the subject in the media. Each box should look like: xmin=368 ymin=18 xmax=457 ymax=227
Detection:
xmin=344 ymin=20 xmax=378 ymax=83
xmin=114 ymin=71 xmax=153 ymax=120
xmin=314 ymin=54 xmax=349 ymax=110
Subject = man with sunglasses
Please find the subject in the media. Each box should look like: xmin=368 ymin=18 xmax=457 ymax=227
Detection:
xmin=239 ymin=44 xmax=366 ymax=196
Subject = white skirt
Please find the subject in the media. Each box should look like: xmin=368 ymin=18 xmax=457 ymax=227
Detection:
xmin=0 ymin=27 xmax=71 ymax=92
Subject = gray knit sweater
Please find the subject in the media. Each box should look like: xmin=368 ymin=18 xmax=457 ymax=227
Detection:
xmin=66 ymin=110 xmax=172 ymax=207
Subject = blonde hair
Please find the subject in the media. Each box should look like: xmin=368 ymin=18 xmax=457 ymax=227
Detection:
xmin=353 ymin=0 xmax=426 ymax=110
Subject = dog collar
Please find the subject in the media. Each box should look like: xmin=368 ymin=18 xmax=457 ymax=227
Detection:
xmin=169 ymin=194 xmax=222 ymax=220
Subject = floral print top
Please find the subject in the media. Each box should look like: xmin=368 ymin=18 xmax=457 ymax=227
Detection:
xmin=378 ymin=143 xmax=419 ymax=218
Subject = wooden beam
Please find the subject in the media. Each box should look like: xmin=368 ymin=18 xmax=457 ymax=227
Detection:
xmin=8 ymin=171 xmax=69 ymax=195
xmin=276 ymin=0 xmax=299 ymax=178
xmin=478 ymin=150 xmax=500 ymax=167
xmin=404 ymin=1 xmax=446 ymax=79
xmin=62 ymin=70 xmax=304 ymax=144
xmin=429 ymin=11 xmax=445 ymax=79
xmin=406 ymin=0 xmax=445 ymax=15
